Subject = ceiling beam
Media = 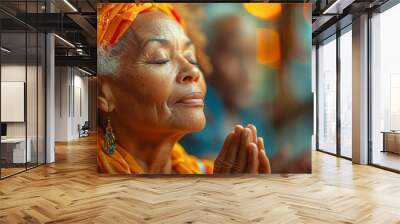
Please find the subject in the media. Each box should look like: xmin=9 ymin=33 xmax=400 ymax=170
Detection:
xmin=67 ymin=13 xmax=96 ymax=38
xmin=55 ymin=55 xmax=96 ymax=72
xmin=323 ymin=0 xmax=356 ymax=14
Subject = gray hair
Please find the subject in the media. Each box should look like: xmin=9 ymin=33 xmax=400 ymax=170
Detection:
xmin=97 ymin=28 xmax=137 ymax=76
xmin=97 ymin=47 xmax=120 ymax=75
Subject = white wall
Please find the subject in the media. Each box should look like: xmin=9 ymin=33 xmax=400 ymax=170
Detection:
xmin=54 ymin=67 xmax=89 ymax=141
xmin=1 ymin=63 xmax=46 ymax=163
xmin=72 ymin=73 xmax=89 ymax=138
xmin=55 ymin=66 xmax=69 ymax=141
xmin=1 ymin=65 xmax=26 ymax=141
xmin=1 ymin=65 xmax=37 ymax=138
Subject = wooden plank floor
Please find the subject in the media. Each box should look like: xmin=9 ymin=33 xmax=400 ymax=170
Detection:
xmin=1 ymin=136 xmax=400 ymax=224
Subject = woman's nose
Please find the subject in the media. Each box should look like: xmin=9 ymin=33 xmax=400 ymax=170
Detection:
xmin=176 ymin=59 xmax=201 ymax=84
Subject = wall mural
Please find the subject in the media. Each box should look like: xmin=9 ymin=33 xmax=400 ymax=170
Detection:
xmin=97 ymin=3 xmax=312 ymax=175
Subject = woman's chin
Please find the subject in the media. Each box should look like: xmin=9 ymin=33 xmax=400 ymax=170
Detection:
xmin=186 ymin=117 xmax=206 ymax=131
xmin=173 ymin=110 xmax=206 ymax=132
xmin=191 ymin=118 xmax=206 ymax=131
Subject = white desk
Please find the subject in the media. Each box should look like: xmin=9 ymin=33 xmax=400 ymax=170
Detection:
xmin=1 ymin=138 xmax=31 ymax=163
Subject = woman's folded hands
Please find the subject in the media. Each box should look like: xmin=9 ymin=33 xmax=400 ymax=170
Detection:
xmin=213 ymin=124 xmax=271 ymax=174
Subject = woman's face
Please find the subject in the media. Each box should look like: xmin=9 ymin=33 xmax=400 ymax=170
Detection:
xmin=101 ymin=11 xmax=206 ymax=135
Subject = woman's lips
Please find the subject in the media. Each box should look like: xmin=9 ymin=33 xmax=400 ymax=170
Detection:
xmin=176 ymin=92 xmax=204 ymax=107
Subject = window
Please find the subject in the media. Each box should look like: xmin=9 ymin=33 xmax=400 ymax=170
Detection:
xmin=339 ymin=28 xmax=352 ymax=158
xmin=0 ymin=0 xmax=47 ymax=179
xmin=371 ymin=2 xmax=400 ymax=171
xmin=317 ymin=36 xmax=337 ymax=154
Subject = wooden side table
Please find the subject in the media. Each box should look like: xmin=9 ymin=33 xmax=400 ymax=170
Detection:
xmin=381 ymin=131 xmax=400 ymax=154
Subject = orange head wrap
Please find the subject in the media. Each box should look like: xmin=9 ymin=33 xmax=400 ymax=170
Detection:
xmin=98 ymin=3 xmax=184 ymax=49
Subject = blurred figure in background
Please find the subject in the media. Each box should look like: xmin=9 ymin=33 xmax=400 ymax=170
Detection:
xmin=181 ymin=14 xmax=274 ymax=159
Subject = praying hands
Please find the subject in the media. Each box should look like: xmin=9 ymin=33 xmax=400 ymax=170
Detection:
xmin=214 ymin=124 xmax=271 ymax=174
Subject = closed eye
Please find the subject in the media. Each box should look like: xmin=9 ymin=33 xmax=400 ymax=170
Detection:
xmin=187 ymin=58 xmax=200 ymax=67
xmin=146 ymin=59 xmax=170 ymax=65
xmin=189 ymin=60 xmax=198 ymax=66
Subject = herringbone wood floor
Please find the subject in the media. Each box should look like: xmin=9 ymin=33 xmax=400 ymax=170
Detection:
xmin=0 ymin=136 xmax=400 ymax=224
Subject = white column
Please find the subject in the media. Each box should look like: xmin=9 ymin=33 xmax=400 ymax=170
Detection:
xmin=352 ymin=14 xmax=369 ymax=164
xmin=45 ymin=0 xmax=56 ymax=163
xmin=46 ymin=33 xmax=55 ymax=163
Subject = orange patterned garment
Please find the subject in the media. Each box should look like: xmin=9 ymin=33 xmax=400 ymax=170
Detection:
xmin=98 ymin=3 xmax=184 ymax=49
xmin=97 ymin=134 xmax=214 ymax=174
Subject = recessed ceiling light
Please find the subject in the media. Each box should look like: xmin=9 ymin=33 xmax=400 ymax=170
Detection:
xmin=1 ymin=47 xmax=11 ymax=53
xmin=77 ymin=67 xmax=93 ymax=76
xmin=54 ymin=34 xmax=75 ymax=48
xmin=63 ymin=0 xmax=78 ymax=12
xmin=322 ymin=0 xmax=354 ymax=15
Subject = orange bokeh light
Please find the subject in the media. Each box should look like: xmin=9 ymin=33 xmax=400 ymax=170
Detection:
xmin=256 ymin=28 xmax=281 ymax=65
xmin=243 ymin=3 xmax=282 ymax=20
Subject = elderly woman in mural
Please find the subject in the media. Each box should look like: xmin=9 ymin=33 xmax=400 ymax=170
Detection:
xmin=97 ymin=3 xmax=271 ymax=174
